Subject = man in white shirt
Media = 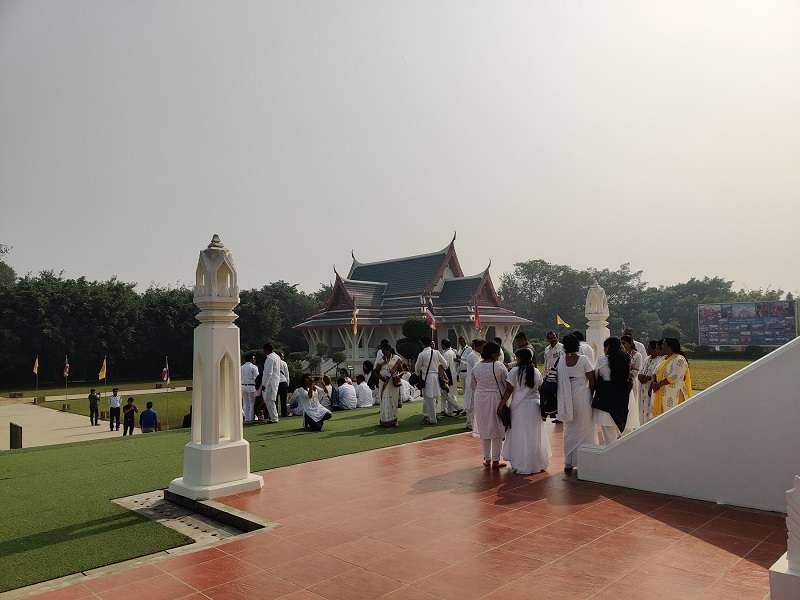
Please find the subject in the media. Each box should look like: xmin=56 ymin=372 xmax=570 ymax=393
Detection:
xmin=464 ymin=339 xmax=484 ymax=430
xmin=241 ymin=355 xmax=259 ymax=422
xmin=494 ymin=337 xmax=506 ymax=365
xmin=354 ymin=374 xmax=374 ymax=407
xmin=543 ymin=331 xmax=564 ymax=373
xmin=108 ymin=387 xmax=122 ymax=431
xmin=261 ymin=342 xmax=281 ymax=423
xmin=278 ymin=352 xmax=290 ymax=418
xmin=336 ymin=378 xmax=358 ymax=410
xmin=375 ymin=339 xmax=390 ymax=365
xmin=454 ymin=336 xmax=471 ymax=388
xmin=439 ymin=340 xmax=462 ymax=416
xmin=573 ymin=331 xmax=596 ymax=367
xmin=414 ymin=336 xmax=448 ymax=424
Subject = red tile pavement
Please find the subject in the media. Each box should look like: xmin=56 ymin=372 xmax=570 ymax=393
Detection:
xmin=21 ymin=429 xmax=787 ymax=599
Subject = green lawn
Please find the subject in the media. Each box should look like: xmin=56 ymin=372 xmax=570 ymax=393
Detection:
xmin=0 ymin=403 xmax=466 ymax=592
xmin=3 ymin=379 xmax=192 ymax=398
xmin=688 ymin=358 xmax=752 ymax=391
xmin=49 ymin=391 xmax=193 ymax=431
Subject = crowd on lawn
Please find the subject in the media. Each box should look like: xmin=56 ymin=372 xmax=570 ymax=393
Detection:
xmin=86 ymin=387 xmax=160 ymax=435
xmin=241 ymin=327 xmax=692 ymax=475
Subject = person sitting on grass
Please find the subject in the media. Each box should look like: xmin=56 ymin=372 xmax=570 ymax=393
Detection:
xmin=122 ymin=397 xmax=138 ymax=436
xmin=290 ymin=373 xmax=332 ymax=431
xmin=355 ymin=374 xmax=374 ymax=408
xmin=139 ymin=401 xmax=159 ymax=433
xmin=334 ymin=377 xmax=357 ymax=410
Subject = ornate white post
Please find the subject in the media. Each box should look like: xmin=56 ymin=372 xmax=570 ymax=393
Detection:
xmin=168 ymin=235 xmax=263 ymax=500
xmin=585 ymin=282 xmax=610 ymax=362
xmin=770 ymin=476 xmax=800 ymax=598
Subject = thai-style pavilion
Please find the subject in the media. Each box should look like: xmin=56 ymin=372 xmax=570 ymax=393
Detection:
xmin=295 ymin=236 xmax=530 ymax=367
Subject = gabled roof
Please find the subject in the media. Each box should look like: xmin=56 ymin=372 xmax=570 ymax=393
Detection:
xmin=342 ymin=279 xmax=386 ymax=308
xmin=348 ymin=237 xmax=463 ymax=296
xmin=437 ymin=275 xmax=483 ymax=305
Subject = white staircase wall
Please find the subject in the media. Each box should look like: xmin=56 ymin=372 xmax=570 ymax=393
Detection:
xmin=578 ymin=337 xmax=800 ymax=513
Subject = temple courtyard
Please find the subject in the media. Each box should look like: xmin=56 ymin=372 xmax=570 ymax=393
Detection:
xmin=16 ymin=429 xmax=784 ymax=600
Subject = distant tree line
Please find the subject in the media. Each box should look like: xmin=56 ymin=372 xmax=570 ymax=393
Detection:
xmin=498 ymin=260 xmax=792 ymax=346
xmin=0 ymin=247 xmax=793 ymax=388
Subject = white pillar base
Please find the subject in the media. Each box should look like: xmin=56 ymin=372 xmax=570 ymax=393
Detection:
xmin=168 ymin=473 xmax=263 ymax=500
xmin=167 ymin=439 xmax=263 ymax=500
xmin=770 ymin=553 xmax=800 ymax=600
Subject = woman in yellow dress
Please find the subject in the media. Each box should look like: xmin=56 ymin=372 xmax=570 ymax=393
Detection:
xmin=376 ymin=347 xmax=404 ymax=427
xmin=651 ymin=338 xmax=692 ymax=417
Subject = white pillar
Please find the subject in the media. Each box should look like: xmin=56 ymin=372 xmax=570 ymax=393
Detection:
xmin=585 ymin=281 xmax=610 ymax=361
xmin=168 ymin=235 xmax=263 ymax=500
xmin=770 ymin=476 xmax=800 ymax=599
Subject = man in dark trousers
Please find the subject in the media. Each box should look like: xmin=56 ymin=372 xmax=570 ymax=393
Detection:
xmin=122 ymin=397 xmax=138 ymax=436
xmin=88 ymin=388 xmax=100 ymax=426
xmin=108 ymin=387 xmax=122 ymax=431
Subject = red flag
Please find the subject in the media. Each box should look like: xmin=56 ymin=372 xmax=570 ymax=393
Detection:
xmin=473 ymin=301 xmax=481 ymax=331
xmin=63 ymin=355 xmax=70 ymax=378
xmin=161 ymin=356 xmax=170 ymax=384
xmin=424 ymin=297 xmax=436 ymax=330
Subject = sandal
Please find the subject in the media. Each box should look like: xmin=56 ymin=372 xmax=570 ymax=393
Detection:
xmin=483 ymin=459 xmax=491 ymax=468
xmin=491 ymin=461 xmax=507 ymax=469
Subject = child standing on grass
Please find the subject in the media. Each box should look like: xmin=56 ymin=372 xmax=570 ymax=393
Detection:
xmin=122 ymin=397 xmax=138 ymax=436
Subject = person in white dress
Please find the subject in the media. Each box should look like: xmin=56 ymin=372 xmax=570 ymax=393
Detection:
xmin=335 ymin=378 xmax=358 ymax=410
xmin=414 ymin=337 xmax=448 ymax=425
xmin=571 ymin=331 xmax=595 ymax=366
xmin=469 ymin=342 xmax=508 ymax=469
xmin=636 ymin=341 xmax=658 ymax=424
xmin=621 ymin=335 xmax=643 ymax=433
xmin=593 ymin=337 xmax=631 ymax=445
xmin=543 ymin=331 xmax=564 ymax=373
xmin=500 ymin=348 xmax=551 ymax=474
xmin=557 ymin=334 xmax=596 ymax=473
xmin=376 ymin=347 xmax=404 ymax=427
xmin=291 ymin=374 xmax=332 ymax=431
xmin=464 ymin=339 xmax=484 ymax=430
xmin=355 ymin=374 xmax=374 ymax=408
xmin=454 ymin=337 xmax=471 ymax=390
xmin=316 ymin=375 xmax=333 ymax=409
xmin=240 ymin=355 xmax=259 ymax=422
xmin=261 ymin=342 xmax=281 ymax=423
xmin=622 ymin=327 xmax=648 ymax=363
xmin=440 ymin=340 xmax=462 ymax=416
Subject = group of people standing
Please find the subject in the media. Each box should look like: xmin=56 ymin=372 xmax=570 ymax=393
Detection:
xmin=86 ymin=387 xmax=160 ymax=435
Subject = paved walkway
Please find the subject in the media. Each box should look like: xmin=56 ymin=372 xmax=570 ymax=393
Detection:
xmin=0 ymin=404 xmax=140 ymax=451
xmin=18 ymin=430 xmax=785 ymax=599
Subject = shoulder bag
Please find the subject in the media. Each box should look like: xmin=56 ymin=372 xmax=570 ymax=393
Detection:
xmin=493 ymin=363 xmax=512 ymax=430
xmin=539 ymin=355 xmax=559 ymax=419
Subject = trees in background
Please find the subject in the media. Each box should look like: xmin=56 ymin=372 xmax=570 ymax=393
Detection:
xmin=499 ymin=260 xmax=788 ymax=343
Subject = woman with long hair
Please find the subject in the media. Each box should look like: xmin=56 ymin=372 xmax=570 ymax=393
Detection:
xmin=593 ymin=337 xmax=631 ymax=445
xmin=376 ymin=346 xmax=404 ymax=427
xmin=469 ymin=342 xmax=508 ymax=468
xmin=652 ymin=338 xmax=692 ymax=416
xmin=556 ymin=334 xmax=596 ymax=473
xmin=291 ymin=373 xmax=332 ymax=431
xmin=621 ymin=334 xmax=643 ymax=433
xmin=499 ymin=348 xmax=551 ymax=474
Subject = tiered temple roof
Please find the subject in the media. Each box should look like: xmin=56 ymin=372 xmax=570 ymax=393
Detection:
xmin=295 ymin=237 xmax=529 ymax=331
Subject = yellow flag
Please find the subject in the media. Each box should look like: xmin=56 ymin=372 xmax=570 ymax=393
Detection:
xmin=98 ymin=357 xmax=107 ymax=381
xmin=32 ymin=355 xmax=39 ymax=375
xmin=351 ymin=308 xmax=360 ymax=336
xmin=556 ymin=314 xmax=571 ymax=328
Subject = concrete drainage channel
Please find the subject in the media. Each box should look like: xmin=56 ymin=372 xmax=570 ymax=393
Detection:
xmin=113 ymin=489 xmax=269 ymax=543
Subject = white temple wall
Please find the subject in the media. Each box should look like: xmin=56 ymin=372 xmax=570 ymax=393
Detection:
xmin=578 ymin=336 xmax=800 ymax=512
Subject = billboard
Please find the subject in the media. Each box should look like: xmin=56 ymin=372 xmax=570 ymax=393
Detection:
xmin=698 ymin=301 xmax=797 ymax=347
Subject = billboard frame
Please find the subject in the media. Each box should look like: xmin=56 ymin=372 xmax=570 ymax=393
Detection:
xmin=697 ymin=300 xmax=798 ymax=348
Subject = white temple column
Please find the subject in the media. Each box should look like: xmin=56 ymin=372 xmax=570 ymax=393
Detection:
xmin=770 ymin=475 xmax=800 ymax=598
xmin=585 ymin=282 xmax=610 ymax=362
xmin=168 ymin=235 xmax=263 ymax=500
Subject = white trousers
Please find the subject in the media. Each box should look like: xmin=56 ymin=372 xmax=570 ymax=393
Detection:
xmin=241 ymin=386 xmax=255 ymax=421
xmin=439 ymin=387 xmax=461 ymax=415
xmin=481 ymin=438 xmax=502 ymax=461
xmin=422 ymin=394 xmax=438 ymax=423
xmin=263 ymin=382 xmax=279 ymax=422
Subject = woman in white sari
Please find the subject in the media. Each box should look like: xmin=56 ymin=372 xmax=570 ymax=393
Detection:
xmin=621 ymin=335 xmax=643 ymax=433
xmin=636 ymin=341 xmax=658 ymax=425
xmin=376 ymin=347 xmax=404 ymax=427
xmin=292 ymin=374 xmax=332 ymax=431
xmin=469 ymin=342 xmax=508 ymax=469
xmin=556 ymin=334 xmax=596 ymax=473
xmin=652 ymin=338 xmax=692 ymax=417
xmin=500 ymin=348 xmax=550 ymax=474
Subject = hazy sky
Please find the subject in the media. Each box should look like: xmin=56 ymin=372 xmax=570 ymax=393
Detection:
xmin=1 ymin=1 xmax=798 ymax=295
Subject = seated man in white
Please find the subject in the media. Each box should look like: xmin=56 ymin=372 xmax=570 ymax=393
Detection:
xmin=335 ymin=377 xmax=358 ymax=410
xmin=355 ymin=374 xmax=374 ymax=408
